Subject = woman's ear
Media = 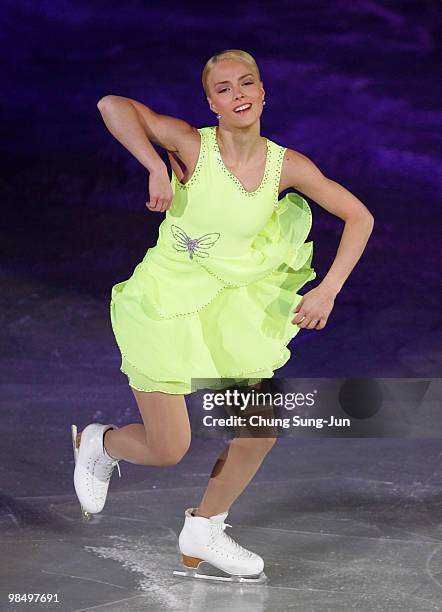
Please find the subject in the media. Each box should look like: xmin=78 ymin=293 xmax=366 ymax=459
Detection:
xmin=207 ymin=96 xmax=216 ymax=113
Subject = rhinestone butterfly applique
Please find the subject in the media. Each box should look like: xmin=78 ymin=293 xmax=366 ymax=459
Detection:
xmin=171 ymin=224 xmax=220 ymax=260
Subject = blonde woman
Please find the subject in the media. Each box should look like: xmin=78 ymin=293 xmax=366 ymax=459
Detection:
xmin=72 ymin=49 xmax=374 ymax=583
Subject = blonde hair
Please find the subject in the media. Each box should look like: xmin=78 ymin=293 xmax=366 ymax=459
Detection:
xmin=202 ymin=49 xmax=261 ymax=97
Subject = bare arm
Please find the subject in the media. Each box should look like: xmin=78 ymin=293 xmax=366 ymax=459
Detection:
xmin=283 ymin=149 xmax=374 ymax=297
xmin=280 ymin=148 xmax=374 ymax=331
xmin=97 ymin=95 xmax=166 ymax=172
xmin=96 ymin=95 xmax=197 ymax=170
xmin=96 ymin=95 xmax=196 ymax=212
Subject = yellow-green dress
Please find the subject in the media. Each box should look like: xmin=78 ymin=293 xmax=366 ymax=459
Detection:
xmin=110 ymin=125 xmax=316 ymax=394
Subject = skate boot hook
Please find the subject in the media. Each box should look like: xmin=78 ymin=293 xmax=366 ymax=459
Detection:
xmin=173 ymin=507 xmax=268 ymax=584
xmin=71 ymin=423 xmax=122 ymax=521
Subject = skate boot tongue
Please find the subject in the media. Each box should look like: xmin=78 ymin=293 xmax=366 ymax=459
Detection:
xmin=209 ymin=511 xmax=229 ymax=524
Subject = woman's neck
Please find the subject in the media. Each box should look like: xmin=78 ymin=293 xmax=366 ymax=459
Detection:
xmin=215 ymin=123 xmax=265 ymax=167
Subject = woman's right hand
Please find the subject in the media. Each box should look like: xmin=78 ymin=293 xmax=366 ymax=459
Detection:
xmin=146 ymin=165 xmax=174 ymax=213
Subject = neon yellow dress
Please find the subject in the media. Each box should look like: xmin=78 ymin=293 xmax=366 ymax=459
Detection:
xmin=110 ymin=125 xmax=316 ymax=394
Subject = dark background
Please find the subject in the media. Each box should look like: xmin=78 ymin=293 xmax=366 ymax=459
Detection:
xmin=1 ymin=3 xmax=442 ymax=609
xmin=3 ymin=1 xmax=441 ymax=385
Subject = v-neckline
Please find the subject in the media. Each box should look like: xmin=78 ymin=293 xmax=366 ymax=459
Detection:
xmin=212 ymin=126 xmax=269 ymax=195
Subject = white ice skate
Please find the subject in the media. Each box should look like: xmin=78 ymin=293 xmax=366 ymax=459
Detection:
xmin=173 ymin=507 xmax=267 ymax=583
xmin=71 ymin=423 xmax=121 ymax=521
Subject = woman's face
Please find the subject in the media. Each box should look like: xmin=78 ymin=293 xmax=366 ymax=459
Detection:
xmin=207 ymin=59 xmax=265 ymax=126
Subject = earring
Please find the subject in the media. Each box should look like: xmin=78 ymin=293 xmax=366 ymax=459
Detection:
xmin=216 ymin=113 xmax=221 ymax=119
xmin=263 ymin=100 xmax=266 ymax=106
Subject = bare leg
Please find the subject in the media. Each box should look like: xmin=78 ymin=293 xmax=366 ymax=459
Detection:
xmin=101 ymin=388 xmax=191 ymax=467
xmin=194 ymin=437 xmax=276 ymax=518
xmin=195 ymin=382 xmax=277 ymax=517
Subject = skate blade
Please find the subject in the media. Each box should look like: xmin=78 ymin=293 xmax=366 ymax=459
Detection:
xmin=173 ymin=562 xmax=267 ymax=584
xmin=71 ymin=424 xmax=92 ymax=522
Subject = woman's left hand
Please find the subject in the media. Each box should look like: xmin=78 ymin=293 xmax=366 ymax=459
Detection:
xmin=291 ymin=284 xmax=337 ymax=329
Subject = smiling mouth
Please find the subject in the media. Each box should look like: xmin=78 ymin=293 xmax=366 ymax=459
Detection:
xmin=234 ymin=103 xmax=252 ymax=114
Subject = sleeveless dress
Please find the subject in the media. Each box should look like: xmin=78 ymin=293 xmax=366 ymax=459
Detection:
xmin=110 ymin=125 xmax=316 ymax=394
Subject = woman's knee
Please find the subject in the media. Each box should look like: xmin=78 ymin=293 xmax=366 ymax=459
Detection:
xmin=149 ymin=437 xmax=191 ymax=466
xmin=131 ymin=388 xmax=192 ymax=465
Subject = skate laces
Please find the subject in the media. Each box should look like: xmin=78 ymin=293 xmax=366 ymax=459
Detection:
xmin=211 ymin=522 xmax=254 ymax=559
xmin=94 ymin=456 xmax=121 ymax=495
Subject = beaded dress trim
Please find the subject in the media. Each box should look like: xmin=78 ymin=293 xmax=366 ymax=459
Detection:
xmin=210 ymin=126 xmax=271 ymax=196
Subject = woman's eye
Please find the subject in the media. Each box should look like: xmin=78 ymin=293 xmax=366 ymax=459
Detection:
xmin=218 ymin=81 xmax=254 ymax=93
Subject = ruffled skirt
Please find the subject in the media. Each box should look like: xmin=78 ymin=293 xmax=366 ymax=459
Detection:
xmin=110 ymin=192 xmax=316 ymax=394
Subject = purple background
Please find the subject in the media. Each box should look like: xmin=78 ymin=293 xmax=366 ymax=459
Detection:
xmin=2 ymin=3 xmax=442 ymax=608
xmin=2 ymin=0 xmax=441 ymax=390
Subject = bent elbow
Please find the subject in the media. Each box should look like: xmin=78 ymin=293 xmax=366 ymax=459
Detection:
xmin=362 ymin=210 xmax=375 ymax=228
xmin=97 ymin=95 xmax=119 ymax=110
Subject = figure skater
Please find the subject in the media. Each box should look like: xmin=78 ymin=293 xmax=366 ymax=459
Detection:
xmin=71 ymin=49 xmax=374 ymax=583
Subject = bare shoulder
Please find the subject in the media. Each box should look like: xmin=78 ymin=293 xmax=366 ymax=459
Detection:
xmin=279 ymin=147 xmax=325 ymax=193
xmin=122 ymin=96 xmax=201 ymax=158
xmin=166 ymin=127 xmax=201 ymax=183
xmin=170 ymin=124 xmax=201 ymax=164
